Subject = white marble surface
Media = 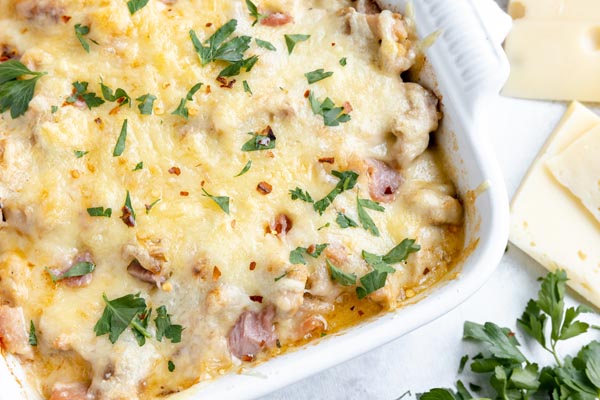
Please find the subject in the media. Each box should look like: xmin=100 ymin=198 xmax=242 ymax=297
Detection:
xmin=261 ymin=2 xmax=600 ymax=399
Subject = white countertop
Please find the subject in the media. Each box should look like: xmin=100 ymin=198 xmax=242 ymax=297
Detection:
xmin=261 ymin=2 xmax=600 ymax=399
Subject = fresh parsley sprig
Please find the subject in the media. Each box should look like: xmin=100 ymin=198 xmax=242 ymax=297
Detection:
xmin=74 ymin=24 xmax=97 ymax=53
xmin=308 ymin=91 xmax=351 ymax=127
xmin=313 ymin=170 xmax=359 ymax=215
xmin=46 ymin=262 xmax=95 ymax=283
xmin=201 ymin=188 xmax=230 ymax=214
xmin=284 ymin=34 xmax=310 ymax=54
xmin=357 ymin=197 xmax=385 ymax=236
xmin=94 ymin=293 xmax=151 ymax=344
xmin=66 ymin=81 xmax=105 ymax=109
xmin=172 ymin=82 xmax=203 ymax=119
xmin=289 ymin=243 xmax=328 ymax=265
xmin=246 ymin=0 xmax=266 ymax=26
xmin=418 ymin=270 xmax=600 ymax=400
xmin=101 ymin=82 xmax=131 ymax=107
xmin=305 ymin=69 xmax=333 ymax=84
xmin=0 ymin=60 xmax=47 ymax=118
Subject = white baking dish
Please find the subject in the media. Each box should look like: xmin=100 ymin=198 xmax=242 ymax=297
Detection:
xmin=0 ymin=1 xmax=511 ymax=398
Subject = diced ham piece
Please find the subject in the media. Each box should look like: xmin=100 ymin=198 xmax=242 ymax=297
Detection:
xmin=366 ymin=159 xmax=402 ymax=202
xmin=228 ymin=306 xmax=276 ymax=360
xmin=0 ymin=306 xmax=33 ymax=359
xmin=49 ymin=382 xmax=90 ymax=400
xmin=127 ymin=259 xmax=166 ymax=287
xmin=269 ymin=213 xmax=292 ymax=236
xmin=260 ymin=12 xmax=293 ymax=26
xmin=15 ymin=0 xmax=64 ymax=22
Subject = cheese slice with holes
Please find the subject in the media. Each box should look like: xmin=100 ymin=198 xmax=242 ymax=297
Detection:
xmin=503 ymin=20 xmax=600 ymax=102
xmin=547 ymin=125 xmax=600 ymax=223
xmin=510 ymin=102 xmax=600 ymax=308
xmin=508 ymin=0 xmax=600 ymax=20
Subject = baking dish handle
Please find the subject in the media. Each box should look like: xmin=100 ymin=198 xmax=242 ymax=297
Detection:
xmin=401 ymin=0 xmax=512 ymax=123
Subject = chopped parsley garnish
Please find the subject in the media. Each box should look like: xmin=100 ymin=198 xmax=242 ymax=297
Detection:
xmin=336 ymin=212 xmax=358 ymax=228
xmin=145 ymin=198 xmax=160 ymax=214
xmin=305 ymin=69 xmax=333 ymax=84
xmin=66 ymin=81 xmax=105 ymax=109
xmin=317 ymin=222 xmax=330 ymax=231
xmin=100 ymin=82 xmax=131 ymax=106
xmin=308 ymin=91 xmax=351 ymax=127
xmin=356 ymin=239 xmax=420 ymax=299
xmin=87 ymin=207 xmax=112 ymax=217
xmin=284 ymin=34 xmax=310 ymax=54
xmin=112 ymin=119 xmax=128 ymax=157
xmin=171 ymin=82 xmax=203 ymax=119
xmin=94 ymin=293 xmax=152 ymax=344
xmin=458 ymin=355 xmax=469 ymax=374
xmin=327 ymin=259 xmax=356 ymax=286
xmin=243 ymin=80 xmax=252 ymax=95
xmin=155 ymin=305 xmax=183 ymax=343
xmin=201 ymin=188 xmax=230 ymax=214
xmin=133 ymin=161 xmax=144 ymax=171
xmin=51 ymin=105 xmax=58 ymax=113
xmin=136 ymin=93 xmax=156 ymax=115
xmin=313 ymin=170 xmax=358 ymax=215
xmin=131 ymin=308 xmax=151 ymax=346
xmin=235 ymin=160 xmax=252 ymax=177
xmin=28 ymin=321 xmax=37 ymax=346
xmin=74 ymin=150 xmax=89 ymax=158
xmin=127 ymin=0 xmax=149 ymax=15
xmin=219 ymin=55 xmax=259 ymax=78
xmin=357 ymin=197 xmax=384 ymax=236
xmin=46 ymin=261 xmax=95 ymax=283
xmin=74 ymin=24 xmax=94 ymax=53
xmin=274 ymin=271 xmax=288 ymax=282
xmin=241 ymin=127 xmax=276 ymax=151
xmin=121 ymin=190 xmax=136 ymax=227
xmin=289 ymin=243 xmax=328 ymax=265
xmin=289 ymin=187 xmax=313 ymax=203
xmin=339 ymin=57 xmax=347 ymax=66
xmin=168 ymin=360 xmax=175 ymax=372
xmin=0 ymin=60 xmax=47 ymax=119
xmin=246 ymin=0 xmax=266 ymax=26
xmin=256 ymin=38 xmax=276 ymax=51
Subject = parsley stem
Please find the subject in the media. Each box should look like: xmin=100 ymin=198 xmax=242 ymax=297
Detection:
xmin=131 ymin=320 xmax=152 ymax=338
xmin=551 ymin=342 xmax=562 ymax=367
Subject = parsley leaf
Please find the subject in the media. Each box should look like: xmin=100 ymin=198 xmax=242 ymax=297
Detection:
xmin=47 ymin=262 xmax=95 ymax=283
xmin=234 ymin=160 xmax=252 ymax=177
xmin=121 ymin=190 xmax=136 ymax=226
xmin=74 ymin=24 xmax=93 ymax=53
xmin=28 ymin=321 xmax=37 ymax=346
xmin=131 ymin=308 xmax=151 ymax=346
xmin=289 ymin=244 xmax=328 ymax=265
xmin=313 ymin=170 xmax=358 ymax=215
xmin=113 ymin=119 xmax=128 ymax=157
xmin=308 ymin=91 xmax=351 ymax=127
xmin=218 ymin=55 xmax=258 ymax=78
xmin=256 ymin=38 xmax=276 ymax=51
xmin=284 ymin=34 xmax=310 ymax=54
xmin=74 ymin=150 xmax=89 ymax=158
xmin=168 ymin=360 xmax=175 ymax=372
xmin=357 ymin=197 xmax=384 ymax=236
xmin=66 ymin=81 xmax=105 ymax=109
xmin=241 ymin=128 xmax=276 ymax=151
xmin=100 ymin=82 xmax=131 ymax=106
xmin=87 ymin=207 xmax=112 ymax=217
xmin=305 ymin=69 xmax=333 ymax=84
xmin=127 ymin=0 xmax=149 ymax=14
xmin=382 ymin=239 xmax=421 ymax=264
xmin=274 ymin=272 xmax=288 ymax=282
xmin=136 ymin=93 xmax=156 ymax=115
xmin=154 ymin=305 xmax=183 ymax=343
xmin=94 ymin=293 xmax=151 ymax=344
xmin=463 ymin=321 xmax=527 ymax=363
xmin=243 ymin=80 xmax=252 ymax=95
xmin=289 ymin=187 xmax=313 ymax=203
xmin=339 ymin=57 xmax=347 ymax=66
xmin=327 ymin=259 xmax=356 ymax=286
xmin=201 ymin=188 xmax=230 ymax=214
xmin=0 ymin=60 xmax=46 ymax=118
xmin=336 ymin=212 xmax=358 ymax=228
xmin=171 ymin=82 xmax=202 ymax=119
xmin=133 ymin=161 xmax=144 ymax=171
xmin=145 ymin=198 xmax=160 ymax=214
xmin=246 ymin=0 xmax=266 ymax=26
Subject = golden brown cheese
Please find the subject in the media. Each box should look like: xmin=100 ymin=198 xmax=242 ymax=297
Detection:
xmin=0 ymin=0 xmax=464 ymax=398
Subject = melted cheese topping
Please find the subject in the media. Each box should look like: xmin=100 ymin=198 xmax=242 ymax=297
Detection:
xmin=0 ymin=0 xmax=464 ymax=398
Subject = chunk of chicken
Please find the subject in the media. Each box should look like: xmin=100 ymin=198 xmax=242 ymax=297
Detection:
xmin=0 ymin=305 xmax=33 ymax=359
xmin=122 ymin=239 xmax=168 ymax=274
xmin=271 ymin=265 xmax=307 ymax=317
xmin=14 ymin=0 xmax=64 ymax=22
xmin=127 ymin=259 xmax=166 ymax=287
xmin=49 ymin=383 xmax=91 ymax=400
xmin=407 ymin=185 xmax=463 ymax=226
xmin=228 ymin=306 xmax=276 ymax=360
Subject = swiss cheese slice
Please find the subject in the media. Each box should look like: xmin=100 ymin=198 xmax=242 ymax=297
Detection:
xmin=547 ymin=125 xmax=600 ymax=223
xmin=503 ymin=20 xmax=600 ymax=102
xmin=508 ymin=0 xmax=600 ymax=20
xmin=510 ymin=102 xmax=600 ymax=308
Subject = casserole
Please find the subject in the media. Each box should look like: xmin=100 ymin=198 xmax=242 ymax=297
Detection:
xmin=0 ymin=0 xmax=511 ymax=398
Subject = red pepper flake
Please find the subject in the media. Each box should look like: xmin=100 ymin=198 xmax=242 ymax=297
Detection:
xmin=249 ymin=261 xmax=256 ymax=271
xmin=358 ymin=310 xmax=365 ymax=316
xmin=168 ymin=166 xmax=181 ymax=175
xmin=216 ymin=76 xmax=236 ymax=88
xmin=108 ymin=105 xmax=121 ymax=115
xmin=212 ymin=266 xmax=221 ymax=281
xmin=180 ymin=191 xmax=189 ymax=196
xmin=318 ymin=157 xmax=335 ymax=164
xmin=61 ymin=15 xmax=72 ymax=23
xmin=423 ymin=267 xmax=430 ymax=275
xmin=304 ymin=90 xmax=310 ymax=98
xmin=350 ymin=306 xmax=355 ymax=311
xmin=120 ymin=206 xmax=135 ymax=227
xmin=256 ymin=181 xmax=272 ymax=195
xmin=249 ymin=295 xmax=263 ymax=303
xmin=241 ymin=355 xmax=254 ymax=362
xmin=94 ymin=117 xmax=103 ymax=126
xmin=342 ymin=101 xmax=353 ymax=114
xmin=306 ymin=244 xmax=316 ymax=255
xmin=206 ymin=85 xmax=211 ymax=94
xmin=205 ymin=22 xmax=213 ymax=27
xmin=331 ymin=42 xmax=336 ymax=46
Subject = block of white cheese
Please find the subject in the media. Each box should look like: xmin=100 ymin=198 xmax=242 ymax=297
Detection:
xmin=547 ymin=125 xmax=600 ymax=223
xmin=510 ymin=102 xmax=600 ymax=308
xmin=503 ymin=20 xmax=600 ymax=102
xmin=508 ymin=0 xmax=600 ymax=20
